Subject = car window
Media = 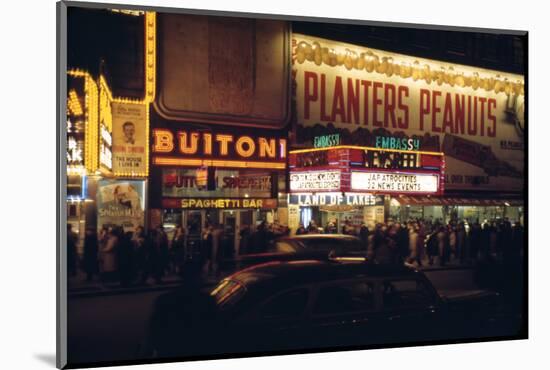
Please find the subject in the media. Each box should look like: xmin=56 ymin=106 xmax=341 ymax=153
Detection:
xmin=259 ymin=288 xmax=309 ymax=319
xmin=298 ymin=238 xmax=364 ymax=253
xmin=274 ymin=241 xmax=297 ymax=253
xmin=313 ymin=281 xmax=375 ymax=315
xmin=382 ymin=279 xmax=436 ymax=309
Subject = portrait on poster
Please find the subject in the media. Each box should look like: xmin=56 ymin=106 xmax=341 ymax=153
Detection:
xmin=112 ymin=102 xmax=147 ymax=175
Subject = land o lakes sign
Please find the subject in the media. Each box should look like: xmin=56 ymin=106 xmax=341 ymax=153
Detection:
xmin=289 ymin=193 xmax=383 ymax=206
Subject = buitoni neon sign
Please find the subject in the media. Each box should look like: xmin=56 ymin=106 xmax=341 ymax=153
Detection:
xmin=152 ymin=129 xmax=287 ymax=169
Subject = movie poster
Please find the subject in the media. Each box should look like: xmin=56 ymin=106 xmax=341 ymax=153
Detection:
xmin=97 ymin=180 xmax=145 ymax=232
xmin=112 ymin=102 xmax=147 ymax=175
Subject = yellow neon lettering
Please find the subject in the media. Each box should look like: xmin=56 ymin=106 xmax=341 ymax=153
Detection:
xmin=153 ymin=129 xmax=174 ymax=153
xmin=203 ymin=133 xmax=212 ymax=155
xmin=280 ymin=139 xmax=287 ymax=158
xmin=216 ymin=134 xmax=234 ymax=156
xmin=259 ymin=138 xmax=276 ymax=158
xmin=235 ymin=136 xmax=255 ymax=158
xmin=179 ymin=132 xmax=199 ymax=155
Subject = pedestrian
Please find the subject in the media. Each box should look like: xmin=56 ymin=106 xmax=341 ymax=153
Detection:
xmin=500 ymin=220 xmax=514 ymax=265
xmin=342 ymin=219 xmax=355 ymax=235
xmin=201 ymin=225 xmax=214 ymax=275
xmin=325 ymin=220 xmax=337 ymax=234
xmin=117 ymin=229 xmax=135 ymax=287
xmin=456 ymin=222 xmax=467 ymax=264
xmin=448 ymin=225 xmax=457 ymax=262
xmin=436 ymin=226 xmax=448 ymax=266
xmin=157 ymin=226 xmax=169 ymax=275
xmin=172 ymin=226 xmax=186 ymax=276
xmin=100 ymin=227 xmax=119 ymax=283
xmin=374 ymin=237 xmax=396 ymax=265
xmin=480 ymin=222 xmax=491 ymax=261
xmin=426 ymin=228 xmax=439 ymax=266
xmin=307 ymin=220 xmax=320 ymax=234
xmin=238 ymin=225 xmax=251 ymax=255
xmin=295 ymin=223 xmax=307 ymax=235
xmin=359 ymin=222 xmax=369 ymax=250
xmin=489 ymin=222 xmax=498 ymax=259
xmin=469 ymin=222 xmax=482 ymax=263
xmin=210 ymin=224 xmax=224 ymax=276
xmin=249 ymin=221 xmax=269 ymax=253
xmin=139 ymin=229 xmax=157 ymax=285
xmin=146 ymin=229 xmax=163 ymax=284
xmin=406 ymin=223 xmax=422 ymax=267
xmin=67 ymin=224 xmax=78 ymax=277
xmin=394 ymin=223 xmax=409 ymax=264
xmin=82 ymin=228 xmax=99 ymax=282
xmin=132 ymin=226 xmax=147 ymax=283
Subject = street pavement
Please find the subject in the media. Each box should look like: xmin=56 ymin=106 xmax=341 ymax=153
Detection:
xmin=66 ymin=267 xmax=479 ymax=366
xmin=67 ymin=257 xmax=475 ymax=298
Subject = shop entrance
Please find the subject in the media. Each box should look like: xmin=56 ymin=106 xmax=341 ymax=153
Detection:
xmin=161 ymin=208 xmax=261 ymax=256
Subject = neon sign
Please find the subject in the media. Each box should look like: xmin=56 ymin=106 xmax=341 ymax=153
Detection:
xmin=152 ymin=128 xmax=287 ymax=169
xmin=289 ymin=171 xmax=341 ymax=192
xmin=289 ymin=193 xmax=381 ymax=206
xmin=161 ymin=197 xmax=278 ymax=209
xmin=314 ymin=134 xmax=340 ymax=148
xmin=351 ymin=171 xmax=439 ymax=193
xmin=375 ymin=136 xmax=420 ymax=151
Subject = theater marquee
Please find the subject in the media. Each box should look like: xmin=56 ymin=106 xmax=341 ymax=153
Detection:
xmin=289 ymin=171 xmax=341 ymax=192
xmin=351 ymin=171 xmax=440 ymax=194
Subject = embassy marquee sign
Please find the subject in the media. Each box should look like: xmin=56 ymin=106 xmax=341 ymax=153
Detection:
xmin=293 ymin=34 xmax=524 ymax=192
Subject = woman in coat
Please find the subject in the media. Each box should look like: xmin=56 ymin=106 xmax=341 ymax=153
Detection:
xmin=100 ymin=228 xmax=119 ymax=283
xmin=406 ymin=223 xmax=422 ymax=266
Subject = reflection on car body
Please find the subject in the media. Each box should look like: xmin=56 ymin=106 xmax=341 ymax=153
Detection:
xmin=145 ymin=259 xmax=518 ymax=358
xmin=228 ymin=234 xmax=367 ymax=272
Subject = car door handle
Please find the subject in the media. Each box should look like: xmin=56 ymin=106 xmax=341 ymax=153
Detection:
xmin=388 ymin=315 xmax=401 ymax=321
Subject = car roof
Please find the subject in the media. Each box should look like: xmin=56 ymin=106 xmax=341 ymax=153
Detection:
xmin=279 ymin=234 xmax=360 ymax=241
xmin=228 ymin=260 xmax=421 ymax=292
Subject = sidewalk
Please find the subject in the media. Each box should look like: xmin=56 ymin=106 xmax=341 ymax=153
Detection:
xmin=67 ymin=270 xmax=219 ymax=298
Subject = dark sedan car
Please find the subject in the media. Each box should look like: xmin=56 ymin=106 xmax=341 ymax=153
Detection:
xmin=226 ymin=234 xmax=367 ymax=272
xmin=143 ymin=260 xmax=519 ymax=358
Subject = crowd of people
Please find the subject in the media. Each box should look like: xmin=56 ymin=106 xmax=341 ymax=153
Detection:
xmin=67 ymin=220 xmax=292 ymax=287
xmin=68 ymin=224 xmax=181 ymax=286
xmin=294 ymin=218 xmax=524 ymax=267
xmin=67 ymin=217 xmax=524 ymax=287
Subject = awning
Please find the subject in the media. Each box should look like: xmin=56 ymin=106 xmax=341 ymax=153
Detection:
xmin=396 ymin=195 xmax=523 ymax=206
